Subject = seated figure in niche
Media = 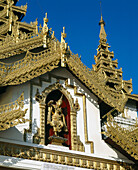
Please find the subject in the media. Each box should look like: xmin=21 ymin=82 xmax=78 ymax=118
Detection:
xmin=47 ymin=95 xmax=68 ymax=136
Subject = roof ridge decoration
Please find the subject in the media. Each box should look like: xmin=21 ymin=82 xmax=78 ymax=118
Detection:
xmin=43 ymin=12 xmax=49 ymax=48
xmin=61 ymin=26 xmax=68 ymax=67
xmin=0 ymin=92 xmax=29 ymax=131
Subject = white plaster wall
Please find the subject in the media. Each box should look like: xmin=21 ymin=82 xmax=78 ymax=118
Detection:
xmin=0 ymin=83 xmax=30 ymax=141
xmin=31 ymin=75 xmax=57 ymax=134
xmin=29 ymin=68 xmax=130 ymax=161
xmin=0 ymin=67 xmax=131 ymax=161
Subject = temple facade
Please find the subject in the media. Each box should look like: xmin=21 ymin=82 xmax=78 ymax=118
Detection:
xmin=0 ymin=0 xmax=137 ymax=169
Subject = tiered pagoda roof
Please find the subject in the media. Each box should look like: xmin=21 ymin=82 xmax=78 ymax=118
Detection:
xmin=0 ymin=1 xmax=137 ymax=112
xmin=0 ymin=0 xmax=137 ymax=162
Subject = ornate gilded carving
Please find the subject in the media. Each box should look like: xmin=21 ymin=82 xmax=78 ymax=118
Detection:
xmin=74 ymin=98 xmax=80 ymax=111
xmin=76 ymin=135 xmax=85 ymax=152
xmin=0 ymin=141 xmax=135 ymax=169
xmin=33 ymin=128 xmax=41 ymax=144
xmin=103 ymin=114 xmax=138 ymax=160
xmin=0 ymin=44 xmax=61 ymax=86
xmin=47 ymin=95 xmax=68 ymax=136
xmin=67 ymin=52 xmax=128 ymax=113
xmin=42 ymin=13 xmax=49 ymax=48
xmin=0 ymin=39 xmax=132 ymax=114
xmin=0 ymin=32 xmax=43 ymax=59
xmin=0 ymin=0 xmax=135 ymax=119
xmin=0 ymin=92 xmax=29 ymax=131
xmin=0 ymin=0 xmax=40 ymax=59
xmin=35 ymin=82 xmax=85 ymax=151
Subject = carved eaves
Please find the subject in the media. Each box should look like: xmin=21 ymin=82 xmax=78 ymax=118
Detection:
xmin=0 ymin=3 xmax=134 ymax=113
xmin=0 ymin=92 xmax=29 ymax=131
xmin=0 ymin=20 xmax=42 ymax=58
xmin=0 ymin=40 xmax=61 ymax=86
xmin=67 ymin=53 xmax=128 ymax=112
xmin=0 ymin=35 xmax=43 ymax=59
xmin=103 ymin=115 xmax=138 ymax=160
xmin=0 ymin=47 xmax=130 ymax=113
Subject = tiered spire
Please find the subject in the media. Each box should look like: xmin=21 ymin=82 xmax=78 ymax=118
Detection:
xmin=92 ymin=15 xmax=132 ymax=94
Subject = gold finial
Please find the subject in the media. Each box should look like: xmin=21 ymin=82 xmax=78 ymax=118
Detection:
xmin=51 ymin=31 xmax=55 ymax=39
xmin=63 ymin=26 xmax=65 ymax=33
xmin=99 ymin=1 xmax=107 ymax=41
xmin=62 ymin=26 xmax=66 ymax=38
xmin=45 ymin=12 xmax=47 ymax=19
xmin=35 ymin=18 xmax=38 ymax=34
xmin=61 ymin=26 xmax=67 ymax=67
xmin=43 ymin=12 xmax=49 ymax=48
xmin=44 ymin=12 xmax=48 ymax=23
xmin=24 ymin=3 xmax=27 ymax=10
xmin=99 ymin=1 xmax=105 ymax=26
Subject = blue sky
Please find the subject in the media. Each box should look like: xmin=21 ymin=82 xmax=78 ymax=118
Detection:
xmin=17 ymin=0 xmax=138 ymax=94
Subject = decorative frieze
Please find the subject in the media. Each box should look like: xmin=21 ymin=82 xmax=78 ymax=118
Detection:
xmin=0 ymin=141 xmax=135 ymax=170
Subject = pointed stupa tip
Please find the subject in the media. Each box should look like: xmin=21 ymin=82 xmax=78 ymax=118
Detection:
xmin=99 ymin=15 xmax=107 ymax=41
xmin=99 ymin=15 xmax=105 ymax=26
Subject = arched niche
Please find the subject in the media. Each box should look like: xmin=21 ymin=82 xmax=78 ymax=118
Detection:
xmin=35 ymin=82 xmax=84 ymax=152
xmin=45 ymin=89 xmax=71 ymax=148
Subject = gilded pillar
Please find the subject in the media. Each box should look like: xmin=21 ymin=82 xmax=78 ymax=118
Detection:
xmin=70 ymin=111 xmax=77 ymax=150
xmin=39 ymin=103 xmax=46 ymax=145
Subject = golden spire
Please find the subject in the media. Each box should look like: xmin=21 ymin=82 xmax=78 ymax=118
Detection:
xmin=99 ymin=15 xmax=107 ymax=41
xmin=99 ymin=1 xmax=107 ymax=41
